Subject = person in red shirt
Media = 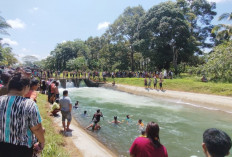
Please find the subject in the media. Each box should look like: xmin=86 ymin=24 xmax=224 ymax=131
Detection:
xmin=130 ymin=122 xmax=168 ymax=157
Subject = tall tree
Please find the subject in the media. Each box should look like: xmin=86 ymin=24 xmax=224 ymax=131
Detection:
xmin=107 ymin=6 xmax=145 ymax=71
xmin=22 ymin=55 xmax=39 ymax=67
xmin=138 ymin=1 xmax=194 ymax=74
xmin=177 ymin=0 xmax=216 ymax=49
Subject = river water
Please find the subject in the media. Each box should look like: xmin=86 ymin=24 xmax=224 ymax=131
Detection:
xmin=62 ymin=87 xmax=232 ymax=157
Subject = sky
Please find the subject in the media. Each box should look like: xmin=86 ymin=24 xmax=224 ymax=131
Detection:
xmin=0 ymin=0 xmax=232 ymax=62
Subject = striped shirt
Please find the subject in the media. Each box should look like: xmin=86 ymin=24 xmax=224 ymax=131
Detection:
xmin=0 ymin=95 xmax=42 ymax=148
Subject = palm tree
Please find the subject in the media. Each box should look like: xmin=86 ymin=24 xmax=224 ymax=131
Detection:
xmin=212 ymin=12 xmax=232 ymax=41
xmin=0 ymin=15 xmax=11 ymax=36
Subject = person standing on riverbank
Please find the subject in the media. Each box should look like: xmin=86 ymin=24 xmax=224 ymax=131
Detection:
xmin=59 ymin=90 xmax=72 ymax=132
xmin=159 ymin=78 xmax=164 ymax=91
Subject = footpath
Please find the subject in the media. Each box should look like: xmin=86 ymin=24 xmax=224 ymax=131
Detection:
xmin=101 ymin=83 xmax=232 ymax=113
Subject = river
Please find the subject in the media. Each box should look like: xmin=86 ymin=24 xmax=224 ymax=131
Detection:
xmin=61 ymin=86 xmax=232 ymax=157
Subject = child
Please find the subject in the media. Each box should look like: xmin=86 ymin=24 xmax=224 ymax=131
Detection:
xmin=144 ymin=78 xmax=147 ymax=88
xmin=109 ymin=116 xmax=121 ymax=124
xmin=153 ymin=76 xmax=157 ymax=90
xmin=74 ymin=101 xmax=79 ymax=108
xmin=159 ymin=78 xmax=164 ymax=91
xmin=50 ymin=99 xmax=60 ymax=116
xmin=148 ymin=78 xmax=151 ymax=89
xmin=137 ymin=119 xmax=144 ymax=128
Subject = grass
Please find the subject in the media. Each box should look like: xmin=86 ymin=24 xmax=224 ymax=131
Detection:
xmin=37 ymin=94 xmax=69 ymax=157
xmin=105 ymin=75 xmax=232 ymax=97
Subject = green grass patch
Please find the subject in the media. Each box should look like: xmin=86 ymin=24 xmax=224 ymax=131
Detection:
xmin=37 ymin=94 xmax=69 ymax=157
xmin=106 ymin=76 xmax=232 ymax=97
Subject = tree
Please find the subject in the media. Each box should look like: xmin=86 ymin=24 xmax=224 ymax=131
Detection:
xmin=212 ymin=12 xmax=232 ymax=42
xmin=138 ymin=1 xmax=194 ymax=74
xmin=0 ymin=14 xmax=11 ymax=36
xmin=107 ymin=6 xmax=145 ymax=71
xmin=0 ymin=47 xmax=18 ymax=66
xmin=202 ymin=41 xmax=232 ymax=82
xmin=176 ymin=0 xmax=216 ymax=49
xmin=22 ymin=55 xmax=39 ymax=67
xmin=66 ymin=57 xmax=87 ymax=71
xmin=50 ymin=39 xmax=90 ymax=71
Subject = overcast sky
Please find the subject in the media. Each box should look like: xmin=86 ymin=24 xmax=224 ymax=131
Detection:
xmin=1 ymin=0 xmax=232 ymax=62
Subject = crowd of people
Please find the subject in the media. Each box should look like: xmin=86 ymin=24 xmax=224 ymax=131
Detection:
xmin=0 ymin=67 xmax=45 ymax=157
xmin=0 ymin=66 xmax=231 ymax=157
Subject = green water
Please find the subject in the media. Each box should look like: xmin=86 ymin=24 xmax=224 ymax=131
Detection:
xmin=63 ymin=87 xmax=232 ymax=157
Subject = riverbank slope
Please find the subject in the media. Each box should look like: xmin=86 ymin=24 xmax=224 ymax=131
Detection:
xmin=101 ymin=83 xmax=232 ymax=113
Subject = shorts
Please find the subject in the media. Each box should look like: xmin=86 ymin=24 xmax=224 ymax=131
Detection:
xmin=61 ymin=111 xmax=72 ymax=122
xmin=159 ymin=83 xmax=162 ymax=87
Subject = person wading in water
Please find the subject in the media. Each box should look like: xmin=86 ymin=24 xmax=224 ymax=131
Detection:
xmin=86 ymin=109 xmax=104 ymax=131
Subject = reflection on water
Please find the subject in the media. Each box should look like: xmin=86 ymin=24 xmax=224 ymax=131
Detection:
xmin=59 ymin=87 xmax=232 ymax=157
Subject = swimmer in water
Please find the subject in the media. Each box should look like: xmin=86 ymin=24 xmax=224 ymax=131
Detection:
xmin=86 ymin=123 xmax=101 ymax=131
xmin=86 ymin=109 xmax=104 ymax=131
xmin=74 ymin=101 xmax=79 ymax=108
xmin=108 ymin=116 xmax=121 ymax=124
xmin=81 ymin=110 xmax=88 ymax=118
xmin=137 ymin=119 xmax=144 ymax=128
xmin=125 ymin=115 xmax=133 ymax=124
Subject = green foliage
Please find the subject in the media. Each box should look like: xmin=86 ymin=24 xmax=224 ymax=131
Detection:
xmin=0 ymin=47 xmax=18 ymax=66
xmin=39 ymin=1 xmax=217 ymax=75
xmin=66 ymin=57 xmax=87 ymax=71
xmin=22 ymin=55 xmax=39 ymax=67
xmin=202 ymin=41 xmax=232 ymax=82
xmin=0 ymin=14 xmax=11 ymax=35
xmin=138 ymin=1 xmax=194 ymax=73
xmin=212 ymin=12 xmax=232 ymax=43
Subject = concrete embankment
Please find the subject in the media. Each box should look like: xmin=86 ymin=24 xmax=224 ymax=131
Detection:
xmin=100 ymin=83 xmax=232 ymax=113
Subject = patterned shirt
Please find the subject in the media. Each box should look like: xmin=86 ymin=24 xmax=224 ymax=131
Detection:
xmin=0 ymin=95 xmax=42 ymax=148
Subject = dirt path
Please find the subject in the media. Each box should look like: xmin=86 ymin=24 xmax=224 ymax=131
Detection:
xmin=47 ymin=102 xmax=116 ymax=157
xmin=101 ymin=83 xmax=232 ymax=113
xmin=45 ymin=103 xmax=83 ymax=157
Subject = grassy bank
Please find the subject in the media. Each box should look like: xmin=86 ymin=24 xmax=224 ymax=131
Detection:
xmin=37 ymin=94 xmax=69 ymax=157
xmin=105 ymin=76 xmax=232 ymax=97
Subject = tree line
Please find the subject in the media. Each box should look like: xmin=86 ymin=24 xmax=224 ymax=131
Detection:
xmin=1 ymin=0 xmax=231 ymax=81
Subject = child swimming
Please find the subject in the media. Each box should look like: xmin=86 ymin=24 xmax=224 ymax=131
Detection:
xmin=109 ymin=116 xmax=121 ymax=124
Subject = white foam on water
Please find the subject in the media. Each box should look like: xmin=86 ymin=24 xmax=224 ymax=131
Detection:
xmin=176 ymin=100 xmax=232 ymax=114
xmin=68 ymin=87 xmax=183 ymax=111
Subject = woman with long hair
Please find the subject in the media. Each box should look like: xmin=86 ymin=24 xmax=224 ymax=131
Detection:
xmin=130 ymin=122 xmax=168 ymax=157
xmin=0 ymin=73 xmax=45 ymax=157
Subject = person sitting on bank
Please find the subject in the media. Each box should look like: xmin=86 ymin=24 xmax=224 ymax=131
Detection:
xmin=50 ymin=99 xmax=60 ymax=116
xmin=202 ymin=128 xmax=232 ymax=157
xmin=201 ymin=75 xmax=208 ymax=82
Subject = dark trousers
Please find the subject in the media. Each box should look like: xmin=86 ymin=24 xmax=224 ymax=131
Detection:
xmin=0 ymin=142 xmax=33 ymax=157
